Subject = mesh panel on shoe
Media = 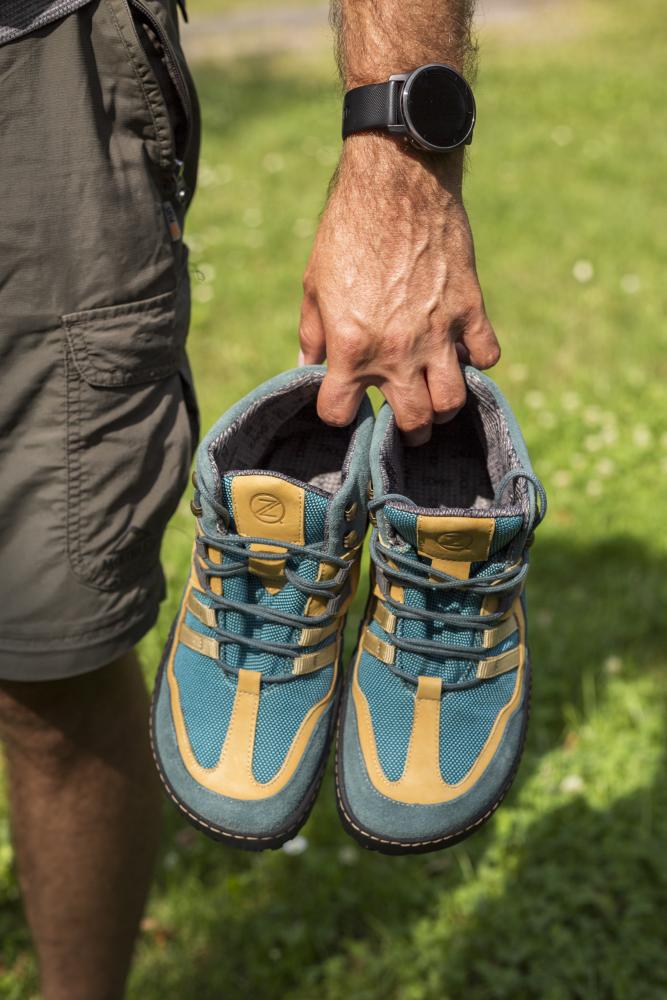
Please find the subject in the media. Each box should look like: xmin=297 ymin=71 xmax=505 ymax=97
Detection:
xmin=174 ymin=644 xmax=236 ymax=769
xmin=252 ymin=667 xmax=333 ymax=782
xmin=358 ymin=656 xmax=413 ymax=781
xmin=440 ymin=671 xmax=518 ymax=783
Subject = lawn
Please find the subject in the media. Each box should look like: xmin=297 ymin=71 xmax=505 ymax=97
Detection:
xmin=2 ymin=0 xmax=667 ymax=997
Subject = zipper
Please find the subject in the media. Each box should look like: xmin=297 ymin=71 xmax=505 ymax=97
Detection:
xmin=128 ymin=0 xmax=193 ymax=201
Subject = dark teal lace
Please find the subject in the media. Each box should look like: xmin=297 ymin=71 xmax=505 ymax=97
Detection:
xmin=368 ymin=469 xmax=547 ymax=689
xmin=192 ymin=476 xmax=349 ymax=679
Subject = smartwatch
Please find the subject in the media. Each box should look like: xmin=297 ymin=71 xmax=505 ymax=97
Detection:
xmin=342 ymin=63 xmax=476 ymax=153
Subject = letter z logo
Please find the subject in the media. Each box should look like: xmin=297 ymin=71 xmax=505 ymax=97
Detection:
xmin=250 ymin=493 xmax=285 ymax=524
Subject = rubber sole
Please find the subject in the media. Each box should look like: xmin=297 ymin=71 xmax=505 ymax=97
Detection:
xmin=334 ymin=662 xmax=532 ymax=856
xmin=150 ymin=619 xmax=339 ymax=852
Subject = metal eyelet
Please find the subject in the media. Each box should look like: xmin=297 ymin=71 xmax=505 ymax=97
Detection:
xmin=344 ymin=501 xmax=358 ymax=522
xmin=218 ymin=507 xmax=231 ymax=531
xmin=367 ymin=481 xmax=374 ymax=500
xmin=369 ymin=509 xmax=377 ymax=526
xmin=343 ymin=529 xmax=359 ymax=549
xmin=190 ymin=498 xmax=203 ymax=517
xmin=191 ymin=469 xmax=198 ymax=489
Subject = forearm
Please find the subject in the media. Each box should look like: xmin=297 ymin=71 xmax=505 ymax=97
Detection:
xmin=300 ymin=0 xmax=497 ymax=443
xmin=331 ymin=0 xmax=476 ymax=88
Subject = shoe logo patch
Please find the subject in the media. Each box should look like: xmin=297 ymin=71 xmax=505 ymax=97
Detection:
xmin=250 ymin=493 xmax=285 ymax=524
xmin=436 ymin=531 xmax=474 ymax=552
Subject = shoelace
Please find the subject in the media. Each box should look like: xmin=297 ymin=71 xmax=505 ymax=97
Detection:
xmin=368 ymin=469 xmax=547 ymax=691
xmin=192 ymin=478 xmax=349 ymax=680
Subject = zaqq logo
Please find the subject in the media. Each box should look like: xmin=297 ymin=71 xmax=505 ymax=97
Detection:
xmin=250 ymin=493 xmax=285 ymax=524
xmin=436 ymin=532 xmax=473 ymax=553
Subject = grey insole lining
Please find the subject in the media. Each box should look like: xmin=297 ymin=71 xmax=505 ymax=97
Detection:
xmin=215 ymin=390 xmax=348 ymax=494
xmin=402 ymin=409 xmax=495 ymax=509
xmin=261 ymin=411 xmax=348 ymax=493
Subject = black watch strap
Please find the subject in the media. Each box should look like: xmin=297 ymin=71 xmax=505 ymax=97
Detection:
xmin=342 ymin=81 xmax=402 ymax=139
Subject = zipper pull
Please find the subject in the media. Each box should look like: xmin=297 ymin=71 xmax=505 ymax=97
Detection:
xmin=173 ymin=158 xmax=188 ymax=205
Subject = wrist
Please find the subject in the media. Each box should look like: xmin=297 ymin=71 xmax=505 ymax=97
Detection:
xmin=338 ymin=133 xmax=465 ymax=200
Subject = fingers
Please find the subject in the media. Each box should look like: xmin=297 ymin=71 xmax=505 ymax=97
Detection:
xmin=298 ymin=294 xmax=327 ymax=365
xmin=458 ymin=309 xmax=500 ymax=370
xmin=427 ymin=342 xmax=468 ymax=425
xmin=317 ymin=371 xmax=367 ymax=428
xmin=382 ymin=375 xmax=434 ymax=447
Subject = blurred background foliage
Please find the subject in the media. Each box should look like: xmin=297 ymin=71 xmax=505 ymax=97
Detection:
xmin=1 ymin=0 xmax=666 ymax=996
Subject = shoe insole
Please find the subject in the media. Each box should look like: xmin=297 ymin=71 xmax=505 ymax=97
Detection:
xmin=258 ymin=400 xmax=349 ymax=494
xmin=402 ymin=405 xmax=494 ymax=510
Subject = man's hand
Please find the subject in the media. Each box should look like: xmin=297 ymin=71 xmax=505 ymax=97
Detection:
xmin=298 ymin=0 xmax=499 ymax=445
xmin=299 ymin=135 xmax=499 ymax=445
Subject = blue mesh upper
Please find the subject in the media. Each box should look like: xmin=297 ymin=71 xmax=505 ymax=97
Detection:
xmin=174 ymin=643 xmax=236 ymax=769
xmin=358 ymin=657 xmax=414 ymax=781
xmin=440 ymin=671 xmax=518 ymax=783
xmin=252 ymin=667 xmax=333 ymax=782
xmin=174 ymin=473 xmax=338 ymax=780
xmin=362 ymin=508 xmax=525 ymax=784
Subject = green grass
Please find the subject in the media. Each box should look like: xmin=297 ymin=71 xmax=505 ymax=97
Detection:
xmin=190 ymin=0 xmax=324 ymax=16
xmin=2 ymin=1 xmax=667 ymax=996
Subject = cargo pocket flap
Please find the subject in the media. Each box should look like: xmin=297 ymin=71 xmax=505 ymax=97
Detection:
xmin=63 ymin=285 xmax=188 ymax=388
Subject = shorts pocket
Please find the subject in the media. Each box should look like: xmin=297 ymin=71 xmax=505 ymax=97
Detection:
xmin=63 ymin=276 xmax=197 ymax=591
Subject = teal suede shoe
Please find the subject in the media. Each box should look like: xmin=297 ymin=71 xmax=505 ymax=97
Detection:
xmin=152 ymin=367 xmax=373 ymax=850
xmin=335 ymin=367 xmax=546 ymax=855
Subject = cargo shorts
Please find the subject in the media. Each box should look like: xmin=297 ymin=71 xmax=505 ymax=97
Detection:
xmin=0 ymin=0 xmax=201 ymax=680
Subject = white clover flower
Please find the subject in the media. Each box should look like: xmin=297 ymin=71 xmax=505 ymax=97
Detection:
xmin=552 ymin=470 xmax=571 ymax=488
xmin=525 ymin=390 xmax=544 ymax=409
xmin=572 ymin=259 xmax=594 ymax=283
xmin=552 ymin=125 xmax=573 ymax=146
xmin=586 ymin=480 xmax=602 ymax=497
xmin=508 ymin=363 xmax=529 ymax=383
xmin=632 ymin=425 xmax=652 ymax=449
xmin=263 ymin=152 xmax=285 ymax=173
xmin=584 ymin=434 xmax=603 ymax=453
xmin=604 ymin=655 xmax=623 ymax=675
xmin=243 ymin=207 xmax=262 ymax=228
xmin=338 ymin=845 xmax=359 ymax=866
xmin=560 ymin=774 xmax=585 ymax=794
xmin=193 ymin=284 xmax=214 ymax=304
xmin=595 ymin=458 xmax=615 ymax=477
xmin=538 ymin=411 xmax=556 ymax=429
xmin=583 ymin=406 xmax=603 ymax=426
xmin=620 ymin=273 xmax=641 ymax=294
xmin=282 ymin=835 xmax=308 ymax=856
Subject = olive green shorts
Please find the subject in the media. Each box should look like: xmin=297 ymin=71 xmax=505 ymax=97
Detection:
xmin=0 ymin=0 xmax=201 ymax=680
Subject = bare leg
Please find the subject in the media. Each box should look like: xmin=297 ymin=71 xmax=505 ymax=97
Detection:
xmin=0 ymin=650 xmax=161 ymax=1000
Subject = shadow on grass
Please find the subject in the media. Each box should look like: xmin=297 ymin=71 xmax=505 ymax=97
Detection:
xmin=134 ymin=534 xmax=667 ymax=999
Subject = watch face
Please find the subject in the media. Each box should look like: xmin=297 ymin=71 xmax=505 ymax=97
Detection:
xmin=402 ymin=64 xmax=475 ymax=151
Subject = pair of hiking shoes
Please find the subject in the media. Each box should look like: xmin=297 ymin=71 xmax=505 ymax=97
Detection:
xmin=151 ymin=366 xmax=546 ymax=855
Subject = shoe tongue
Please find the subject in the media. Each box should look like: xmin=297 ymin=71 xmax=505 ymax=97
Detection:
xmin=221 ymin=471 xmax=329 ymax=591
xmin=222 ymin=471 xmax=329 ymax=542
xmin=383 ymin=503 xmax=524 ymax=580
